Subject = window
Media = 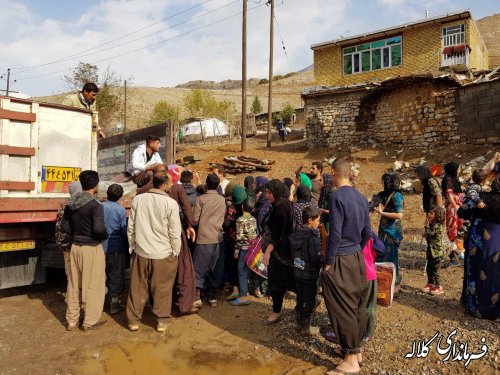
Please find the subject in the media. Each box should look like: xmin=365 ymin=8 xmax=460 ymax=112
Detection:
xmin=343 ymin=35 xmax=402 ymax=75
xmin=442 ymin=24 xmax=465 ymax=47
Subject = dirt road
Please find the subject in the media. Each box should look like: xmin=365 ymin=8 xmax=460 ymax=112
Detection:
xmin=0 ymin=138 xmax=498 ymax=375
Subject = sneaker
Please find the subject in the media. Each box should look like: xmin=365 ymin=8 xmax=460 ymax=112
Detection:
xmin=128 ymin=324 xmax=139 ymax=332
xmin=442 ymin=260 xmax=461 ymax=268
xmin=66 ymin=322 xmax=77 ymax=331
xmin=193 ymin=299 xmax=203 ymax=309
xmin=109 ymin=299 xmax=125 ymax=314
xmin=430 ymin=285 xmax=444 ymax=296
xmin=421 ymin=283 xmax=434 ymax=293
xmin=156 ymin=322 xmax=168 ymax=333
xmin=209 ymin=299 xmax=218 ymax=307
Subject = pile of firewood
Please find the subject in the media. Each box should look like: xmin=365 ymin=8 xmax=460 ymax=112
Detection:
xmin=210 ymin=156 xmax=275 ymax=174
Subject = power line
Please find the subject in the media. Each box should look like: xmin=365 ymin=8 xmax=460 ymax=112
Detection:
xmin=273 ymin=5 xmax=291 ymax=71
xmin=11 ymin=0 xmax=218 ymax=73
xmin=13 ymin=0 xmax=240 ymax=75
xmin=15 ymin=1 xmax=269 ymax=82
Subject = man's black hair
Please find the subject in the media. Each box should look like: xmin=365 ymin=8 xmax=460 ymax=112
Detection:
xmin=302 ymin=206 xmax=320 ymax=224
xmin=181 ymin=170 xmax=193 ymax=184
xmin=312 ymin=161 xmax=323 ymax=173
xmin=206 ymin=173 xmax=220 ymax=190
xmin=146 ymin=135 xmax=161 ymax=144
xmin=153 ymin=173 xmax=170 ymax=189
xmin=107 ymin=184 xmax=124 ymax=202
xmin=82 ymin=82 xmax=99 ymax=93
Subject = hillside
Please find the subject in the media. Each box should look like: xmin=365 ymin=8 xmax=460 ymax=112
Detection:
xmin=37 ymin=69 xmax=314 ymax=131
xmin=477 ymin=13 xmax=500 ymax=68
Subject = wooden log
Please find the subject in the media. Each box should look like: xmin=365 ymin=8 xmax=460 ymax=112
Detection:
xmin=238 ymin=156 xmax=275 ymax=165
xmin=223 ymin=157 xmax=271 ymax=171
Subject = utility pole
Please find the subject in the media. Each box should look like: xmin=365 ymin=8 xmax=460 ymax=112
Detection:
xmin=6 ymin=69 xmax=11 ymax=97
xmin=241 ymin=0 xmax=247 ymax=152
xmin=266 ymin=0 xmax=274 ymax=148
xmin=124 ymin=80 xmax=127 ymax=133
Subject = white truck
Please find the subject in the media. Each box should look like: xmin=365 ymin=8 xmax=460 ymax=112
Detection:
xmin=0 ymin=95 xmax=98 ymax=289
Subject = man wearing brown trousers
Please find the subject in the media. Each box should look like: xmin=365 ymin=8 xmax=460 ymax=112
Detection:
xmin=126 ymin=173 xmax=182 ymax=332
xmin=62 ymin=170 xmax=108 ymax=331
xmin=323 ymin=159 xmax=371 ymax=375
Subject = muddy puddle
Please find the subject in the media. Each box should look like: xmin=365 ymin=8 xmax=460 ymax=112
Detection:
xmin=76 ymin=341 xmax=290 ymax=375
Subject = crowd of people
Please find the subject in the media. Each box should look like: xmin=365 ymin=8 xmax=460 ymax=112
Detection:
xmin=56 ymin=134 xmax=500 ymax=375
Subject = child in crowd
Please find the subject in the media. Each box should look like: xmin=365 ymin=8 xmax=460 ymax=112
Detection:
xmin=288 ymin=206 xmax=322 ymax=335
xmin=422 ymin=206 xmax=446 ymax=296
xmin=102 ymin=184 xmax=128 ymax=314
xmin=224 ymin=185 xmax=247 ymax=301
xmin=231 ymin=197 xmax=257 ymax=306
xmin=462 ymin=169 xmax=487 ymax=210
xmin=180 ymin=170 xmax=200 ymax=207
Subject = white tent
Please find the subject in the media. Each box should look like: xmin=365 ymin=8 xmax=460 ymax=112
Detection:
xmin=181 ymin=118 xmax=228 ymax=140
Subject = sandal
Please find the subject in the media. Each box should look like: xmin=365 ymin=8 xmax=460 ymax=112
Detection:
xmin=253 ymin=290 xmax=264 ymax=299
xmin=230 ymin=298 xmax=251 ymax=306
xmin=226 ymin=292 xmax=239 ymax=301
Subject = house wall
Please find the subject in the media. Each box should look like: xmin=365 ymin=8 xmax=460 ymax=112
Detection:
xmin=467 ymin=18 xmax=489 ymax=71
xmin=314 ymin=18 xmax=488 ymax=86
xmin=304 ymin=79 xmax=499 ymax=150
xmin=455 ymin=79 xmax=500 ymax=144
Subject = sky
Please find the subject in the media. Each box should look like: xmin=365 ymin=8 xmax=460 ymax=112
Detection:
xmin=0 ymin=0 xmax=498 ymax=97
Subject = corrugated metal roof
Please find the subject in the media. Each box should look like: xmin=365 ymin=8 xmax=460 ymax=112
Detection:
xmin=311 ymin=9 xmax=471 ymax=50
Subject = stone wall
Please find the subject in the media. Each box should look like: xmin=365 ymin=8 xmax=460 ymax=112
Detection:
xmin=455 ymin=79 xmax=500 ymax=144
xmin=304 ymin=77 xmax=500 ymax=149
xmin=305 ymin=90 xmax=364 ymax=148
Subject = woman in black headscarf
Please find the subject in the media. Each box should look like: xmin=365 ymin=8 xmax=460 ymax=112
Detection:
xmin=459 ymin=174 xmax=500 ymax=319
xmin=261 ymin=179 xmax=295 ymax=324
xmin=244 ymin=175 xmax=256 ymax=199
xmin=373 ymin=172 xmax=404 ymax=288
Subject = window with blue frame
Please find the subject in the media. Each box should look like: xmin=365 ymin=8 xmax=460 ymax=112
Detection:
xmin=343 ymin=36 xmax=402 ymax=75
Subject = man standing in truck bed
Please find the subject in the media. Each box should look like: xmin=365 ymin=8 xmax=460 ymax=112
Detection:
xmin=62 ymin=82 xmax=105 ymax=138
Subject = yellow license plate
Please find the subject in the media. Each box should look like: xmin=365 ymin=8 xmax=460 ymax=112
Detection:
xmin=42 ymin=166 xmax=81 ymax=182
xmin=0 ymin=240 xmax=36 ymax=252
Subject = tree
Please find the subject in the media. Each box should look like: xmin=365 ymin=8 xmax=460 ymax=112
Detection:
xmin=183 ymin=89 xmax=235 ymax=119
xmin=148 ymin=100 xmax=180 ymax=125
xmin=280 ymin=102 xmax=295 ymax=125
xmin=272 ymin=102 xmax=295 ymax=126
xmin=251 ymin=96 xmax=263 ymax=114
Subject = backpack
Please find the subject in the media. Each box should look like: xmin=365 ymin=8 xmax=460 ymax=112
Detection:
xmin=54 ymin=203 xmax=72 ymax=251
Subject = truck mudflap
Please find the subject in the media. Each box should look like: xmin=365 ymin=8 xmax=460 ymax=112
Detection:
xmin=0 ymin=249 xmax=46 ymax=289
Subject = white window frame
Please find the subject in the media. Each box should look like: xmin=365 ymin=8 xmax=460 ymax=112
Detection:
xmin=342 ymin=35 xmax=402 ymax=76
xmin=442 ymin=24 xmax=465 ymax=47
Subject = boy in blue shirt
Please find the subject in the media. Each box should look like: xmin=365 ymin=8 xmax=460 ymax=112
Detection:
xmin=102 ymin=184 xmax=128 ymax=314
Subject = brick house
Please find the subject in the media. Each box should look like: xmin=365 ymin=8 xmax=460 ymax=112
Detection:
xmin=311 ymin=10 xmax=489 ymax=87
xmin=302 ymin=10 xmax=499 ymax=150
